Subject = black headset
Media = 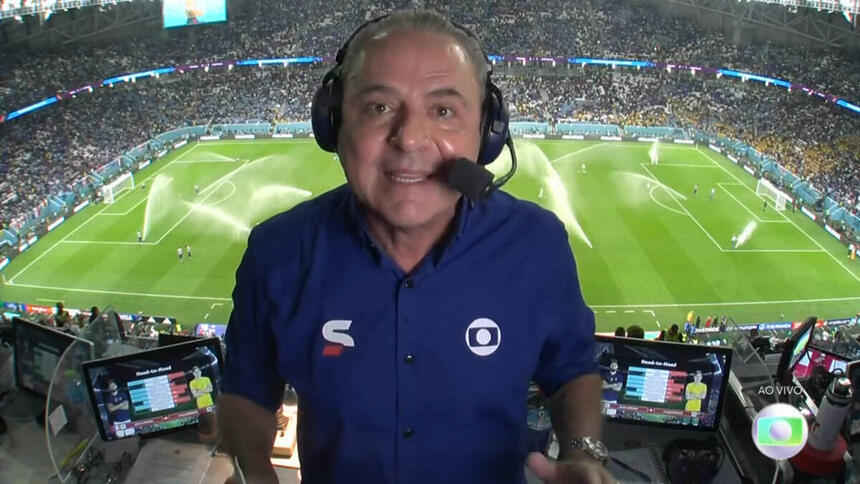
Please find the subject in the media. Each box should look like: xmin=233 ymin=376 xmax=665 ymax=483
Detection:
xmin=311 ymin=14 xmax=510 ymax=166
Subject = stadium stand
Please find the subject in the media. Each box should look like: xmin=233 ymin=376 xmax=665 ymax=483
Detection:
xmin=0 ymin=0 xmax=858 ymax=252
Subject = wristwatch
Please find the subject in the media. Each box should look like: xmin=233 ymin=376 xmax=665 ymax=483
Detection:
xmin=568 ymin=437 xmax=609 ymax=465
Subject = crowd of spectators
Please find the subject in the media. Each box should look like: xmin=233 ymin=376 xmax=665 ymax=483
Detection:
xmin=0 ymin=0 xmax=858 ymax=234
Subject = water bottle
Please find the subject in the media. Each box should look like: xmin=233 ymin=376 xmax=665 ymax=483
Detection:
xmin=808 ymin=376 xmax=852 ymax=451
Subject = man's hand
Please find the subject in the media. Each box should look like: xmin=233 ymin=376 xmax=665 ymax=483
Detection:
xmin=526 ymin=452 xmax=615 ymax=484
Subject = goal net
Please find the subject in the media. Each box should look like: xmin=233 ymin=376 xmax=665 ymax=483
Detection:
xmin=755 ymin=178 xmax=791 ymax=211
xmin=100 ymin=172 xmax=135 ymax=204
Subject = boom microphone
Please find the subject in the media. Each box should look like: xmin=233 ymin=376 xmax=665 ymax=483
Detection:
xmin=445 ymin=136 xmax=518 ymax=201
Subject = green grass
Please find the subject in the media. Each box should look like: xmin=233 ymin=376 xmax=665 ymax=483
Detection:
xmin=1 ymin=139 xmax=858 ymax=332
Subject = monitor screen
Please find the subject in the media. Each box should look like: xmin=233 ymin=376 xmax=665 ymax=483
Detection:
xmin=594 ymin=335 xmax=732 ymax=431
xmin=793 ymin=345 xmax=848 ymax=380
xmin=846 ymin=361 xmax=860 ymax=439
xmin=193 ymin=323 xmax=226 ymax=339
xmin=12 ymin=317 xmax=93 ymax=398
xmin=162 ymin=0 xmax=226 ymax=28
xmin=157 ymin=333 xmax=200 ymax=347
xmin=777 ymin=317 xmax=816 ymax=385
xmin=82 ymin=338 xmax=223 ymax=441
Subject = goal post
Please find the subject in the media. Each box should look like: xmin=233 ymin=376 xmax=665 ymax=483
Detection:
xmin=100 ymin=172 xmax=135 ymax=204
xmin=755 ymin=178 xmax=792 ymax=211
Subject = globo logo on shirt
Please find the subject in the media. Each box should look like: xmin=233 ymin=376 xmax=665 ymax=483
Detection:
xmin=322 ymin=319 xmax=354 ymax=357
xmin=465 ymin=318 xmax=501 ymax=356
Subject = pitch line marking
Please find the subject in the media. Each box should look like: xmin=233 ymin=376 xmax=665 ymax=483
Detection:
xmin=716 ymin=182 xmax=788 ymax=224
xmin=7 ymin=154 xmax=182 ymax=283
xmin=61 ymin=240 xmax=156 ymax=246
xmin=652 ymin=163 xmax=718 ymax=168
xmin=149 ymin=162 xmax=248 ymax=245
xmin=640 ymin=163 xmax=724 ymax=252
xmin=731 ymin=249 xmax=824 ymax=253
xmin=8 ymin=281 xmax=232 ymax=302
xmin=624 ymin=310 xmax=635 ymax=313
xmin=204 ymin=181 xmax=237 ymax=206
xmin=648 ymin=185 xmax=686 ymax=215
xmin=698 ymin=148 xmax=860 ymax=283
xmin=210 ymin=303 xmax=223 ymax=309
xmin=644 ymin=310 xmax=656 ymax=316
xmin=549 ymin=143 xmax=606 ymax=163
xmin=99 ymin=194 xmax=149 ymax=217
xmin=591 ymin=295 xmax=860 ymax=309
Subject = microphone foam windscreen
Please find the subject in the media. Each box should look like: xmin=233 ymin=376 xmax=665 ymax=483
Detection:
xmin=446 ymin=158 xmax=494 ymax=200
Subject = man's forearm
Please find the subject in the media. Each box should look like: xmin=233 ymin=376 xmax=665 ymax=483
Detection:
xmin=548 ymin=373 xmax=603 ymax=460
xmin=218 ymin=393 xmax=279 ymax=483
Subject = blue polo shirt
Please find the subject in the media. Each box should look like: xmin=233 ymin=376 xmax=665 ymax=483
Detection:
xmin=223 ymin=184 xmax=597 ymax=484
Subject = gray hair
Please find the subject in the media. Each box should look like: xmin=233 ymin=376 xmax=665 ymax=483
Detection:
xmin=340 ymin=10 xmax=490 ymax=98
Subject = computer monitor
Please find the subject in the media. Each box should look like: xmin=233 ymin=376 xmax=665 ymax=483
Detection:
xmin=846 ymin=361 xmax=860 ymax=439
xmin=793 ymin=344 xmax=849 ymax=380
xmin=193 ymin=323 xmax=226 ymax=339
xmin=12 ymin=317 xmax=94 ymax=398
xmin=776 ymin=316 xmax=816 ymax=385
xmin=594 ymin=335 xmax=732 ymax=432
xmin=157 ymin=333 xmax=200 ymax=347
xmin=82 ymin=337 xmax=223 ymax=441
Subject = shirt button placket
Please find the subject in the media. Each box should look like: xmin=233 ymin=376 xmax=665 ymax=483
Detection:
xmin=398 ymin=275 xmax=419 ymax=479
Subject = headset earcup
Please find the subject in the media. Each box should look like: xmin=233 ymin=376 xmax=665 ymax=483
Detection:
xmin=311 ymin=73 xmax=341 ymax=153
xmin=476 ymin=81 xmax=509 ymax=165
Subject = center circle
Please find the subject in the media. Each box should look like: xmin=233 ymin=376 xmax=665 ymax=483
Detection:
xmin=476 ymin=328 xmax=492 ymax=345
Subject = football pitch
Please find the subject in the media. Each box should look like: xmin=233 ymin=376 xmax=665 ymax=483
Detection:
xmin=1 ymin=139 xmax=858 ymax=332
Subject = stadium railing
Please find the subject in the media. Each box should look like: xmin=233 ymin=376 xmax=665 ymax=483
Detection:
xmin=624 ymin=126 xmax=688 ymax=139
xmin=557 ymin=122 xmax=621 ymax=136
xmin=274 ymin=122 xmax=312 ymax=134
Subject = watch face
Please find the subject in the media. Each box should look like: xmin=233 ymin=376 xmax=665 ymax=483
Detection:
xmin=572 ymin=438 xmax=608 ymax=461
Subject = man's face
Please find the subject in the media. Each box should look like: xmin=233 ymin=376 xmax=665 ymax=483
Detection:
xmin=694 ymin=372 xmax=702 ymax=383
xmin=338 ymin=30 xmax=483 ymax=231
xmin=108 ymin=382 xmax=118 ymax=393
xmin=193 ymin=368 xmax=202 ymax=378
xmin=609 ymin=361 xmax=618 ymax=373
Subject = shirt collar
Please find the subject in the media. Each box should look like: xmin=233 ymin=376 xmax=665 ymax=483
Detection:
xmin=343 ymin=186 xmax=474 ymax=270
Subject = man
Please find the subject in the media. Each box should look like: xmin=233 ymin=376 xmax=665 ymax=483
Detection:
xmin=105 ymin=379 xmax=131 ymax=426
xmin=693 ymin=183 xmax=698 ymax=197
xmin=709 ymin=187 xmax=715 ymax=200
xmin=189 ymin=366 xmax=214 ymax=409
xmin=626 ymin=325 xmax=645 ymax=339
xmin=177 ymin=246 xmax=183 ymax=262
xmin=731 ymin=234 xmax=738 ymax=249
xmin=137 ymin=230 xmax=142 ymax=243
xmin=186 ymin=244 xmax=193 ymax=259
xmin=684 ymin=371 xmax=708 ymax=412
xmin=219 ymin=10 xmax=608 ymax=484
xmin=601 ymin=360 xmax=623 ymax=403
xmin=666 ymin=324 xmax=683 ymax=342
xmin=54 ymin=302 xmax=70 ymax=329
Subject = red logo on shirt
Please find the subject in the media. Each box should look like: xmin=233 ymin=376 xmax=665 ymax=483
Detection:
xmin=321 ymin=319 xmax=354 ymax=357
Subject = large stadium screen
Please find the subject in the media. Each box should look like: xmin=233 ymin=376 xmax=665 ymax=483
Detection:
xmin=162 ymin=0 xmax=226 ymax=29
